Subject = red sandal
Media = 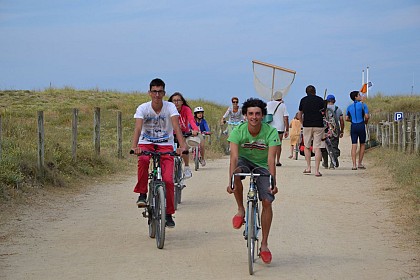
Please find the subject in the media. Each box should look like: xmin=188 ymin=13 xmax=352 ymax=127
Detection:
xmin=260 ymin=250 xmax=272 ymax=264
xmin=232 ymin=215 xmax=244 ymax=229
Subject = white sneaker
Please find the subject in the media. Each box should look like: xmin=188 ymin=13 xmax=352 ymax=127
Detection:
xmin=200 ymin=159 xmax=206 ymax=167
xmin=183 ymin=167 xmax=192 ymax=179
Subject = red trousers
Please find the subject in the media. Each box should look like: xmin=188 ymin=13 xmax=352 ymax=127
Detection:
xmin=134 ymin=144 xmax=175 ymax=214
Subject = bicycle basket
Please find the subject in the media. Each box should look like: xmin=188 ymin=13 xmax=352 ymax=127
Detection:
xmin=186 ymin=134 xmax=203 ymax=148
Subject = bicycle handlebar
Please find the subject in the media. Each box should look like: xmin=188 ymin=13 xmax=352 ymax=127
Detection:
xmin=230 ymin=172 xmax=274 ymax=190
xmin=129 ymin=150 xmax=188 ymax=156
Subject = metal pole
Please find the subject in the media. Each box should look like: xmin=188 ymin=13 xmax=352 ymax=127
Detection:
xmin=366 ymin=66 xmax=369 ymax=98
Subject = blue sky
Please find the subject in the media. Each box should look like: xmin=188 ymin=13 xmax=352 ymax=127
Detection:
xmin=1 ymin=0 xmax=419 ymax=112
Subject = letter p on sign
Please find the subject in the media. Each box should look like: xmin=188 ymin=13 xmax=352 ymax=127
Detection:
xmin=394 ymin=112 xmax=404 ymax=121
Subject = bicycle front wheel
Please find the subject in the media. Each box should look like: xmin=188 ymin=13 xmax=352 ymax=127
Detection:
xmin=247 ymin=201 xmax=256 ymax=275
xmin=155 ymin=183 xmax=166 ymax=249
xmin=148 ymin=191 xmax=156 ymax=239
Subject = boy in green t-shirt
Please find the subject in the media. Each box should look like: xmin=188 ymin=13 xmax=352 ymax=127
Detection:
xmin=227 ymin=98 xmax=280 ymax=264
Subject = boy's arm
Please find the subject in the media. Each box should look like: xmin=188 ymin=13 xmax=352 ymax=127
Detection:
xmin=131 ymin=118 xmax=143 ymax=153
xmin=267 ymin=145 xmax=278 ymax=194
xmin=363 ymin=104 xmax=369 ymax=124
xmin=227 ymin=141 xmax=239 ymax=193
xmin=283 ymin=116 xmax=289 ymax=137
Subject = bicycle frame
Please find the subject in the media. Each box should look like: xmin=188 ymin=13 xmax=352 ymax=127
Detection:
xmin=137 ymin=147 xmax=177 ymax=249
xmin=231 ymin=170 xmax=272 ymax=275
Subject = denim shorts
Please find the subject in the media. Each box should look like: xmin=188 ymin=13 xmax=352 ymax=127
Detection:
xmin=236 ymin=157 xmax=275 ymax=203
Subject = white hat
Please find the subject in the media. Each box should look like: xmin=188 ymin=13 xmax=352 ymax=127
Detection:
xmin=186 ymin=134 xmax=204 ymax=148
xmin=273 ymin=91 xmax=283 ymax=101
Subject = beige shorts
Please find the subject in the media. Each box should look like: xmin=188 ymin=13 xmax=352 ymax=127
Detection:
xmin=303 ymin=127 xmax=325 ymax=149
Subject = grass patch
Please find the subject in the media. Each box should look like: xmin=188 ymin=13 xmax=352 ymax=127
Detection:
xmin=368 ymin=147 xmax=420 ymax=244
xmin=0 ymin=88 xmax=228 ymax=206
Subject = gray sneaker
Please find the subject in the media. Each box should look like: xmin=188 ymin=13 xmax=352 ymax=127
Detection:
xmin=183 ymin=167 xmax=192 ymax=179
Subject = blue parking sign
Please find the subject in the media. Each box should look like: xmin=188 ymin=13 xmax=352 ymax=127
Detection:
xmin=394 ymin=112 xmax=404 ymax=121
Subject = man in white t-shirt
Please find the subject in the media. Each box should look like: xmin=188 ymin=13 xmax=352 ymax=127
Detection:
xmin=131 ymin=78 xmax=187 ymax=228
xmin=266 ymin=92 xmax=289 ymax=166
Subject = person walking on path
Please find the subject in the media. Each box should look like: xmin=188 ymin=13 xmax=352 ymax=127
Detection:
xmin=297 ymin=85 xmax=325 ymax=177
xmin=345 ymin=90 xmax=369 ymax=170
xmin=227 ymin=98 xmax=280 ymax=264
xmin=266 ymin=92 xmax=289 ymax=166
xmin=321 ymin=94 xmax=345 ymax=168
xmin=289 ymin=112 xmax=301 ymax=159
xmin=131 ymin=78 xmax=188 ymax=228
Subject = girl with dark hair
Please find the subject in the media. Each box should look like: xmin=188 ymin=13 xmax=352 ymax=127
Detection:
xmin=168 ymin=92 xmax=199 ymax=178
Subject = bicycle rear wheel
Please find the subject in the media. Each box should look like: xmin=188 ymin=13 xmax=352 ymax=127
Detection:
xmin=155 ymin=183 xmax=166 ymax=249
xmin=247 ymin=201 xmax=256 ymax=275
xmin=174 ymin=184 xmax=181 ymax=210
xmin=194 ymin=147 xmax=199 ymax=171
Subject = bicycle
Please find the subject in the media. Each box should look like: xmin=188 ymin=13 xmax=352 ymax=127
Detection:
xmin=130 ymin=146 xmax=178 ymax=249
xmin=192 ymin=132 xmax=211 ymax=171
xmin=220 ymin=120 xmax=242 ymax=155
xmin=173 ymin=148 xmax=185 ymax=210
xmin=173 ymin=132 xmax=194 ymax=209
xmin=231 ymin=168 xmax=273 ymax=275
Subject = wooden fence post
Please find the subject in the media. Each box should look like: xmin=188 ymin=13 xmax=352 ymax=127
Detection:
xmin=391 ymin=122 xmax=396 ymax=150
xmin=416 ymin=114 xmax=420 ymax=154
xmin=402 ymin=118 xmax=407 ymax=152
xmin=0 ymin=115 xmax=2 ymax=160
xmin=397 ymin=121 xmax=402 ymax=152
xmin=408 ymin=114 xmax=414 ymax=154
xmin=37 ymin=111 xmax=45 ymax=175
xmin=94 ymin=107 xmax=100 ymax=156
xmin=117 ymin=111 xmax=122 ymax=159
xmin=381 ymin=124 xmax=385 ymax=147
xmin=72 ymin=108 xmax=78 ymax=161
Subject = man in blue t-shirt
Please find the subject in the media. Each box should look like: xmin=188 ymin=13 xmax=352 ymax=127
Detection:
xmin=346 ymin=91 xmax=369 ymax=170
xmin=227 ymin=98 xmax=280 ymax=264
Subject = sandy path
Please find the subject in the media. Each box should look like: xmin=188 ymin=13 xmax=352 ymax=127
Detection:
xmin=0 ymin=137 xmax=418 ymax=279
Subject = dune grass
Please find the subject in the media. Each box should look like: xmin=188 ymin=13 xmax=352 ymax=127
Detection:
xmin=0 ymin=88 xmax=228 ymax=202
xmin=1 ymin=89 xmax=419 ymax=242
xmin=364 ymin=93 xmax=420 ymax=242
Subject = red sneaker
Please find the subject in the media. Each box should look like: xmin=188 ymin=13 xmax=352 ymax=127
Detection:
xmin=260 ymin=250 xmax=272 ymax=264
xmin=232 ymin=215 xmax=244 ymax=229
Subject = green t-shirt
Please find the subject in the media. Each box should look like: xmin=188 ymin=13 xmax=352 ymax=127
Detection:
xmin=228 ymin=122 xmax=281 ymax=168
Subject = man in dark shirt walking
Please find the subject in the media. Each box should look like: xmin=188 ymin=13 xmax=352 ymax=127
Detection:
xmin=297 ymin=85 xmax=325 ymax=177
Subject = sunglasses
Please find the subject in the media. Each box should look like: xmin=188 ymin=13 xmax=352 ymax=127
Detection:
xmin=232 ymin=101 xmax=238 ymax=104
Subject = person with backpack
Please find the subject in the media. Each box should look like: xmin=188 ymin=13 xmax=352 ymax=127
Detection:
xmin=266 ymin=92 xmax=289 ymax=166
xmin=321 ymin=94 xmax=345 ymax=168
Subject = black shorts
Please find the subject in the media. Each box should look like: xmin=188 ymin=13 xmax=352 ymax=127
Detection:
xmin=236 ymin=157 xmax=275 ymax=203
